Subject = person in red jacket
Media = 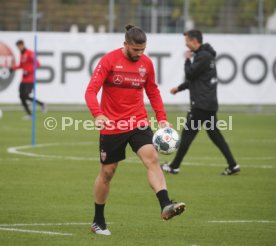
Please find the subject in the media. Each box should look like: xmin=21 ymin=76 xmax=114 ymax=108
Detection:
xmin=85 ymin=25 xmax=186 ymax=236
xmin=12 ymin=40 xmax=46 ymax=119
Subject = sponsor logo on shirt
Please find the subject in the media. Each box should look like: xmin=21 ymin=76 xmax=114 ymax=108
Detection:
xmin=109 ymin=72 xmax=146 ymax=89
xmin=132 ymin=82 xmax=140 ymax=87
xmin=113 ymin=74 xmax=123 ymax=84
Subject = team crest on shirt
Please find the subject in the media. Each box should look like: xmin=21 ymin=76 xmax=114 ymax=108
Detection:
xmin=100 ymin=150 xmax=107 ymax=162
xmin=138 ymin=66 xmax=146 ymax=77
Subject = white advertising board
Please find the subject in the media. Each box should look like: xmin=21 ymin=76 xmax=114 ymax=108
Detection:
xmin=0 ymin=32 xmax=275 ymax=104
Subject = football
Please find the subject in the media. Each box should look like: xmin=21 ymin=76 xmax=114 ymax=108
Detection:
xmin=152 ymin=127 xmax=180 ymax=155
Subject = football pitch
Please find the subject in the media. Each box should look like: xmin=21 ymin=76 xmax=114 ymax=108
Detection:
xmin=0 ymin=110 xmax=275 ymax=246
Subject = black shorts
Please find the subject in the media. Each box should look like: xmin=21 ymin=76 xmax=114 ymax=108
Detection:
xmin=19 ymin=83 xmax=33 ymax=98
xmin=99 ymin=127 xmax=153 ymax=164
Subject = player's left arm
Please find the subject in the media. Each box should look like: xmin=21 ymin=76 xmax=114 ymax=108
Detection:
xmin=144 ymin=61 xmax=169 ymax=127
xmin=26 ymin=50 xmax=40 ymax=73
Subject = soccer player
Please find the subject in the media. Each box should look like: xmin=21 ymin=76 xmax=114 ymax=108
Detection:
xmin=85 ymin=24 xmax=185 ymax=236
xmin=161 ymin=30 xmax=240 ymax=176
xmin=11 ymin=40 xmax=46 ymax=120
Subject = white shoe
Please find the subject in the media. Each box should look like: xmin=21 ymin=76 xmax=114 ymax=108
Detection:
xmin=91 ymin=222 xmax=111 ymax=236
xmin=41 ymin=103 xmax=48 ymax=113
xmin=161 ymin=163 xmax=180 ymax=174
xmin=22 ymin=115 xmax=32 ymax=120
xmin=161 ymin=202 xmax=186 ymax=220
xmin=221 ymin=164 xmax=240 ymax=175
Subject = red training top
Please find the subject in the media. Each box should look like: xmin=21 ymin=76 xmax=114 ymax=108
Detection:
xmin=13 ymin=49 xmax=40 ymax=83
xmin=85 ymin=48 xmax=167 ymax=134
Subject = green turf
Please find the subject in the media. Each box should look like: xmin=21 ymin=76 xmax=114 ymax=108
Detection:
xmin=0 ymin=110 xmax=276 ymax=246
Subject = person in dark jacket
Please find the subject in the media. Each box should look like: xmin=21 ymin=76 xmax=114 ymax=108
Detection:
xmin=161 ymin=29 xmax=240 ymax=175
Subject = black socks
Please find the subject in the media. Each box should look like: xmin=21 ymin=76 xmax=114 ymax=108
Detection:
xmin=156 ymin=189 xmax=171 ymax=210
xmin=93 ymin=203 xmax=106 ymax=227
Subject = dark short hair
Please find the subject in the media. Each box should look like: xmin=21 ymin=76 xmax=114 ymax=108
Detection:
xmin=184 ymin=30 xmax=203 ymax=44
xmin=125 ymin=24 xmax=147 ymax=44
xmin=16 ymin=40 xmax=24 ymax=46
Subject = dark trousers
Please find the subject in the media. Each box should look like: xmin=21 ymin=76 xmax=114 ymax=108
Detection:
xmin=19 ymin=83 xmax=43 ymax=115
xmin=170 ymin=108 xmax=237 ymax=169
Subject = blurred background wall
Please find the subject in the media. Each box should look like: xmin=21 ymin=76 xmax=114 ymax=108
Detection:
xmin=1 ymin=0 xmax=276 ymax=34
xmin=1 ymin=0 xmax=276 ymax=112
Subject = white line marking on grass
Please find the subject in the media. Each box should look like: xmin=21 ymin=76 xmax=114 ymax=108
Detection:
xmin=183 ymin=162 xmax=273 ymax=169
xmin=0 ymin=222 xmax=91 ymax=227
xmin=208 ymin=220 xmax=275 ymax=223
xmin=0 ymin=158 xmax=21 ymax=161
xmin=0 ymin=222 xmax=113 ymax=227
xmin=7 ymin=142 xmax=99 ymax=161
xmin=245 ymin=139 xmax=276 ymax=143
xmin=187 ymin=156 xmax=276 ymax=161
xmin=7 ymin=142 xmax=275 ymax=169
xmin=0 ymin=227 xmax=72 ymax=236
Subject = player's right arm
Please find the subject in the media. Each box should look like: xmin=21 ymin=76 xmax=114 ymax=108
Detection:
xmin=85 ymin=55 xmax=110 ymax=119
xmin=12 ymin=50 xmax=40 ymax=74
xmin=94 ymin=114 xmax=111 ymax=130
xmin=12 ymin=57 xmax=23 ymax=70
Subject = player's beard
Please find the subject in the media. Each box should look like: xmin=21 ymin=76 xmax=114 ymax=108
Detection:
xmin=126 ymin=49 xmax=140 ymax=62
